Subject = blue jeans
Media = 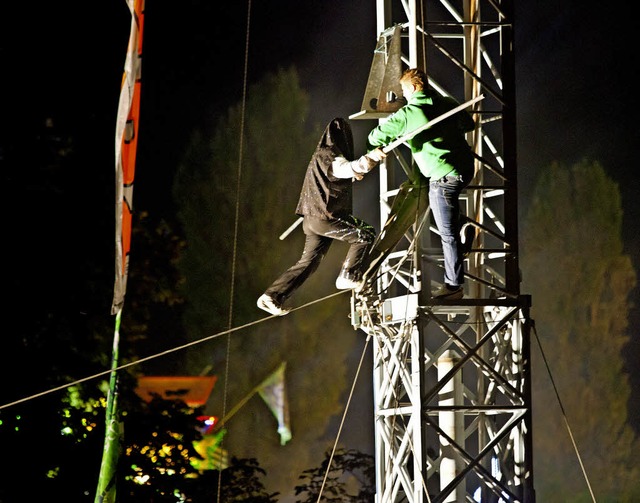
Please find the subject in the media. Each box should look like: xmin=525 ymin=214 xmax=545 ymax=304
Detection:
xmin=365 ymin=178 xmax=429 ymax=278
xmin=429 ymin=174 xmax=467 ymax=287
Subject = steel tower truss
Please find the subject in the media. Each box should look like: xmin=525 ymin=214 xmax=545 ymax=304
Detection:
xmin=349 ymin=1 xmax=535 ymax=501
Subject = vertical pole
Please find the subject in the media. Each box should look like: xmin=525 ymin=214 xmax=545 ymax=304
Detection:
xmin=438 ymin=351 xmax=464 ymax=502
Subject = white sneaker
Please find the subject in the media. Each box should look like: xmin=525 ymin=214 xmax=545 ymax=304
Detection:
xmin=257 ymin=294 xmax=290 ymax=316
xmin=335 ymin=275 xmax=364 ymax=290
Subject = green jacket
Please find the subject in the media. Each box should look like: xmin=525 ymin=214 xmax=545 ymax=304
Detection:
xmin=367 ymin=90 xmax=475 ymax=181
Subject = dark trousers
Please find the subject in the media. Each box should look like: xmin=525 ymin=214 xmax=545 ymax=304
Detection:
xmin=265 ymin=215 xmax=375 ymax=304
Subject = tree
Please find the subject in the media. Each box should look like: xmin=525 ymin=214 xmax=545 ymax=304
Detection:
xmin=520 ymin=159 xmax=640 ymax=502
xmin=294 ymin=448 xmax=374 ymax=503
xmin=117 ymin=394 xmax=205 ymax=502
xmin=0 ymin=144 xmax=197 ymax=500
xmin=0 ymin=112 xmax=125 ymax=502
xmin=173 ymin=66 xmax=370 ymax=499
xmin=123 ymin=211 xmax=188 ymax=376
xmin=191 ymin=457 xmax=279 ymax=502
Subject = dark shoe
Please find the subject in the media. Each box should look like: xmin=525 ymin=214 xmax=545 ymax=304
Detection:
xmin=432 ymin=284 xmax=464 ymax=300
xmin=335 ymin=271 xmax=364 ymax=290
xmin=257 ymin=294 xmax=290 ymax=316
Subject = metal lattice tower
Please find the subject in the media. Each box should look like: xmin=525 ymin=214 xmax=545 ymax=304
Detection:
xmin=349 ymin=1 xmax=535 ymax=501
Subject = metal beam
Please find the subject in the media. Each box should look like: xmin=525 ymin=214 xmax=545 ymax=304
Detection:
xmin=351 ymin=1 xmax=535 ymax=501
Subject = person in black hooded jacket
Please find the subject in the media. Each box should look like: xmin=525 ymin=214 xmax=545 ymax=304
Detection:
xmin=257 ymin=117 xmax=386 ymax=316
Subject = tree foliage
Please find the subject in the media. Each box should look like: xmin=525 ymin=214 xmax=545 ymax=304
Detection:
xmin=118 ymin=394 xmax=205 ymax=502
xmin=191 ymin=457 xmax=279 ymax=502
xmin=0 ymin=114 xmax=180 ymax=501
xmin=520 ymin=159 xmax=640 ymax=502
xmin=1 ymin=56 xmax=369 ymax=501
xmin=173 ymin=66 xmax=370 ymax=498
xmin=294 ymin=448 xmax=375 ymax=503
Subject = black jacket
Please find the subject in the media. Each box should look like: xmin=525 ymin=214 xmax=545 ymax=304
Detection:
xmin=296 ymin=118 xmax=355 ymax=219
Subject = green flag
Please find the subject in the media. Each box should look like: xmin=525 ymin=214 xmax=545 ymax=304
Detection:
xmin=257 ymin=362 xmax=292 ymax=445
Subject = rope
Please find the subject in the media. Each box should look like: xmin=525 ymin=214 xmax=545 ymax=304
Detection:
xmin=215 ymin=0 xmax=252 ymax=500
xmin=316 ymin=331 xmax=371 ymax=503
xmin=0 ymin=291 xmax=350 ymax=411
xmin=531 ymin=320 xmax=597 ymax=503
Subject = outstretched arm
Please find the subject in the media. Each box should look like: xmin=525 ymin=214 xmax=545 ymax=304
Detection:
xmin=331 ymin=148 xmax=386 ymax=180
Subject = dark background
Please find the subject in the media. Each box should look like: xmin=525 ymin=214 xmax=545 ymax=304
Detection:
xmin=2 ymin=0 xmax=638 ymax=450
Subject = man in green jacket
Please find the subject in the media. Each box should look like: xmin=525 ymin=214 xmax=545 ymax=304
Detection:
xmin=365 ymin=68 xmax=476 ymax=300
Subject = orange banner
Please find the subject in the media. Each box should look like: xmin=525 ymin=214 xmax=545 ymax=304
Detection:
xmin=112 ymin=0 xmax=145 ymax=315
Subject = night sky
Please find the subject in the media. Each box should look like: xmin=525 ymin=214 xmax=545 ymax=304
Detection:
xmin=2 ymin=0 xmax=638 ymax=464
